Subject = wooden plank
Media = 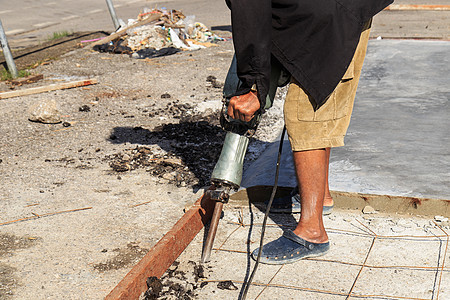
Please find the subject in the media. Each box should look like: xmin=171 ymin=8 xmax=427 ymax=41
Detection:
xmin=105 ymin=191 xmax=215 ymax=300
xmin=0 ymin=79 xmax=98 ymax=99
xmin=86 ymin=14 xmax=163 ymax=48
xmin=9 ymin=74 xmax=44 ymax=86
xmin=385 ymin=4 xmax=450 ymax=11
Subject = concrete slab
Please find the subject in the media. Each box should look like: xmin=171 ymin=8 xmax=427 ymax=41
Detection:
xmin=242 ymin=40 xmax=450 ymax=200
xmin=440 ymin=271 xmax=450 ymax=299
xmin=173 ymin=203 xmax=449 ymax=299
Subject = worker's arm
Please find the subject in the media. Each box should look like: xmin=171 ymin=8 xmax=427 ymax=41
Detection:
xmin=227 ymin=0 xmax=271 ymax=120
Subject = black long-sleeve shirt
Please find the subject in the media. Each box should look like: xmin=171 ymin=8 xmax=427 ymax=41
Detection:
xmin=227 ymin=0 xmax=393 ymax=111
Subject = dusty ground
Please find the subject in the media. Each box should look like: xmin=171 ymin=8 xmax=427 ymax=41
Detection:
xmin=0 ymin=32 xmax=284 ymax=299
xmin=0 ymin=32 xmax=109 ymax=71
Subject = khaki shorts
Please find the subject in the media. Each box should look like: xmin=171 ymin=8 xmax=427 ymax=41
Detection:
xmin=284 ymin=22 xmax=371 ymax=151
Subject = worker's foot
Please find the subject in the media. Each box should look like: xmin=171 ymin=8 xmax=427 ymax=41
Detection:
xmin=251 ymin=230 xmax=329 ymax=265
xmin=264 ymin=186 xmax=334 ymax=215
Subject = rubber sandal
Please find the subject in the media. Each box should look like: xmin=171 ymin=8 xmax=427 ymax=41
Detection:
xmin=265 ymin=186 xmax=334 ymax=215
xmin=251 ymin=230 xmax=329 ymax=265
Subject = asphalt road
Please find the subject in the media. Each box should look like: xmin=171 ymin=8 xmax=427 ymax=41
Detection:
xmin=2 ymin=0 xmax=449 ymax=49
xmin=1 ymin=0 xmax=230 ymax=49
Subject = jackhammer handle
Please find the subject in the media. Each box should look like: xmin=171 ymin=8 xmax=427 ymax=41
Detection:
xmin=201 ymin=201 xmax=224 ymax=263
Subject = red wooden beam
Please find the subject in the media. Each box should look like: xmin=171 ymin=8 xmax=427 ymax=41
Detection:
xmin=105 ymin=191 xmax=214 ymax=300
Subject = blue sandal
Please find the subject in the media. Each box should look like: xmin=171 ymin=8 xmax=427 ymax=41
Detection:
xmin=251 ymin=230 xmax=329 ymax=265
xmin=265 ymin=186 xmax=334 ymax=215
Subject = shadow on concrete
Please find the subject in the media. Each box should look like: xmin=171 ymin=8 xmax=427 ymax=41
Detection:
xmin=237 ymin=186 xmax=299 ymax=298
xmin=108 ymin=121 xmax=272 ymax=191
xmin=246 ymin=186 xmax=298 ymax=234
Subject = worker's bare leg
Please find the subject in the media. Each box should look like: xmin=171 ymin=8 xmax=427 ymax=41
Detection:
xmin=324 ymin=147 xmax=334 ymax=207
xmin=292 ymin=148 xmax=328 ymax=243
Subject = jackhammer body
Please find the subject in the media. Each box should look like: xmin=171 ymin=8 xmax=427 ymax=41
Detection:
xmin=201 ymin=55 xmax=287 ymax=263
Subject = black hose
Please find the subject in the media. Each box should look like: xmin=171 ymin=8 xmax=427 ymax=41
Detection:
xmin=240 ymin=125 xmax=286 ymax=300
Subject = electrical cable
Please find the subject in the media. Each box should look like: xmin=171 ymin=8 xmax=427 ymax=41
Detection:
xmin=240 ymin=125 xmax=286 ymax=300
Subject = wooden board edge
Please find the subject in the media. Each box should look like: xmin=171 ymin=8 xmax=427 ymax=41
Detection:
xmin=105 ymin=191 xmax=214 ymax=300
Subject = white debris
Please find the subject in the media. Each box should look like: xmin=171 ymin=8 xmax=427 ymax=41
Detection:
xmin=362 ymin=205 xmax=377 ymax=214
xmin=28 ymin=99 xmax=61 ymax=124
xmin=122 ymin=9 xmax=223 ymax=52
xmin=127 ymin=25 xmax=168 ymax=50
xmin=391 ymin=226 xmax=405 ymax=233
xmin=434 ymin=215 xmax=449 ymax=222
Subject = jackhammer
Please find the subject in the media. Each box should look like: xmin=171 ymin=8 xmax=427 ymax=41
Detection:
xmin=201 ymin=56 xmax=287 ymax=263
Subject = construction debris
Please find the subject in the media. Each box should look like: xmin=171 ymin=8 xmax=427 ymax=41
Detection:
xmin=106 ymin=111 xmax=226 ymax=187
xmin=79 ymin=105 xmax=91 ymax=112
xmin=88 ymin=13 xmax=162 ymax=48
xmin=217 ymin=280 xmax=238 ymax=290
xmin=434 ymin=215 xmax=449 ymax=222
xmin=8 ymin=74 xmax=44 ymax=86
xmin=92 ymin=8 xmax=224 ymax=59
xmin=362 ymin=205 xmax=377 ymax=214
xmin=28 ymin=99 xmax=61 ymax=124
xmin=141 ymin=260 xmax=208 ymax=300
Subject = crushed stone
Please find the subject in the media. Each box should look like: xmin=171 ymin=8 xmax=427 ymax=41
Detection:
xmin=106 ymin=111 xmax=226 ymax=187
xmin=141 ymin=260 xmax=208 ymax=300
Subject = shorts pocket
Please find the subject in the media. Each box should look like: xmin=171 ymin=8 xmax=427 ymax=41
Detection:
xmin=296 ymin=62 xmax=355 ymax=122
xmin=286 ymin=80 xmax=317 ymax=122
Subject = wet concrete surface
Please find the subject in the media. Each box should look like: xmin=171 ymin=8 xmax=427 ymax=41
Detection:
xmin=242 ymin=39 xmax=450 ymax=201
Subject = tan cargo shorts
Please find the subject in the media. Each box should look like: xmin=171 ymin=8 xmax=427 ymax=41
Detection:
xmin=284 ymin=22 xmax=371 ymax=151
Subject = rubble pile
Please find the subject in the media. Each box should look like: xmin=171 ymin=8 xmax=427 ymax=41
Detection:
xmin=140 ymin=260 xmax=208 ymax=300
xmin=106 ymin=111 xmax=226 ymax=187
xmin=94 ymin=8 xmax=224 ymax=59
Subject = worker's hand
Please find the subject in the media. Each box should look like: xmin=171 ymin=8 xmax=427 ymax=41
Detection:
xmin=227 ymin=91 xmax=260 ymax=122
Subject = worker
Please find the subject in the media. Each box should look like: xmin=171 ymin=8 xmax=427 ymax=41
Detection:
xmin=226 ymin=0 xmax=392 ymax=264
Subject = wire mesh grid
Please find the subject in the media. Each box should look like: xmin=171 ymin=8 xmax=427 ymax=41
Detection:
xmin=203 ymin=207 xmax=449 ymax=300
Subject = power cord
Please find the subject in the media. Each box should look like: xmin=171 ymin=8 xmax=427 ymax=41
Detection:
xmin=241 ymin=125 xmax=286 ymax=300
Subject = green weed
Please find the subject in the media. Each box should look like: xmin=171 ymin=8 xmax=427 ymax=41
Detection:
xmin=0 ymin=68 xmax=31 ymax=81
xmin=48 ymin=31 xmax=71 ymax=40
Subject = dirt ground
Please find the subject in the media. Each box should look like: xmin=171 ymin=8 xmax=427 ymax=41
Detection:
xmin=0 ymin=32 xmax=284 ymax=299
xmin=0 ymin=32 xmax=109 ymax=71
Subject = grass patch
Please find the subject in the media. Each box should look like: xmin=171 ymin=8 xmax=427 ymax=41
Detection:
xmin=0 ymin=68 xmax=31 ymax=81
xmin=48 ymin=31 xmax=71 ymax=40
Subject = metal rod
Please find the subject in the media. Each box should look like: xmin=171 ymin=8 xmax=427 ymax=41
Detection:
xmin=0 ymin=19 xmax=18 ymax=78
xmin=201 ymin=201 xmax=224 ymax=263
xmin=105 ymin=0 xmax=120 ymax=30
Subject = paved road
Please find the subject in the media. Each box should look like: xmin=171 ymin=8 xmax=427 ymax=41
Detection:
xmin=1 ymin=0 xmax=449 ymax=49
xmin=1 ymin=0 xmax=230 ymax=49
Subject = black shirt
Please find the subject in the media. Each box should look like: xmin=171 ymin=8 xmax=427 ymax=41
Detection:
xmin=227 ymin=0 xmax=393 ymax=110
